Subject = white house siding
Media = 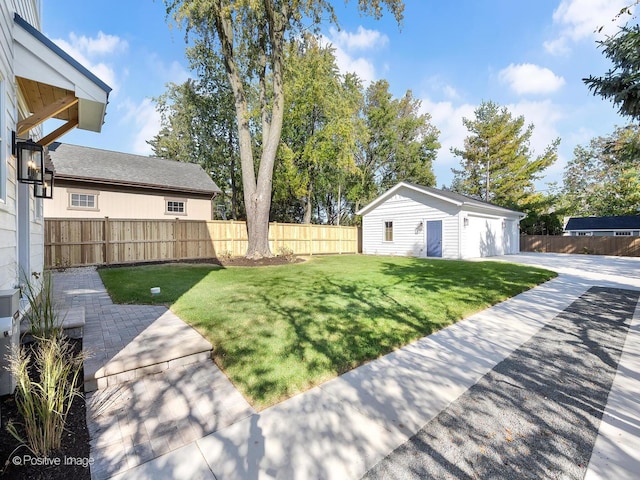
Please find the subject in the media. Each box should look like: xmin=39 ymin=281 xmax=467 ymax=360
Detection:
xmin=361 ymin=188 xmax=460 ymax=258
xmin=44 ymin=187 xmax=213 ymax=220
xmin=0 ymin=1 xmax=42 ymax=290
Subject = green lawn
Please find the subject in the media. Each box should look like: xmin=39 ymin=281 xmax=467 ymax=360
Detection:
xmin=99 ymin=255 xmax=555 ymax=409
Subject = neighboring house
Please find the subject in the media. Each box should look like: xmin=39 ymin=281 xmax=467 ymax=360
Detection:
xmin=564 ymin=216 xmax=640 ymax=237
xmin=44 ymin=143 xmax=221 ymax=220
xmin=357 ymin=181 xmax=524 ymax=259
xmin=0 ymin=1 xmax=110 ymax=292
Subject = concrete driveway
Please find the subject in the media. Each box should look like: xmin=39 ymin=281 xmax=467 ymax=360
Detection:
xmin=110 ymin=253 xmax=640 ymax=480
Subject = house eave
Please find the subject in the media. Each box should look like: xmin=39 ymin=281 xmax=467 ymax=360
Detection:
xmin=55 ymin=174 xmax=220 ymax=197
xmin=356 ymin=181 xmax=524 ymax=218
xmin=13 ymin=14 xmax=111 ymax=138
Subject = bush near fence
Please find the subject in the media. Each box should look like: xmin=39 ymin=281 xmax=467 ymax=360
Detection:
xmin=520 ymin=235 xmax=640 ymax=257
xmin=45 ymin=218 xmax=360 ymax=268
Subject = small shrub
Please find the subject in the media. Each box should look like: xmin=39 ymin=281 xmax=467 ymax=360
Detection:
xmin=581 ymin=246 xmax=592 ymax=255
xmin=22 ymin=271 xmax=62 ymax=339
xmin=277 ymin=246 xmax=295 ymax=263
xmin=6 ymin=336 xmax=85 ymax=456
xmin=218 ymin=250 xmax=233 ymax=262
xmin=53 ymin=257 xmax=71 ymax=272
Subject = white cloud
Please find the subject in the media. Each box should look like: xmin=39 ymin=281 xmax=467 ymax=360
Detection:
xmin=331 ymin=44 xmax=376 ymax=84
xmin=422 ymin=75 xmax=461 ymax=100
xmin=328 ymin=26 xmax=389 ymax=51
xmin=545 ymin=0 xmax=632 ymax=55
xmin=119 ymin=98 xmax=161 ymax=155
xmin=68 ymin=31 xmax=128 ymax=56
xmin=499 ymin=63 xmax=565 ymax=95
xmin=419 ymin=97 xmax=477 ymax=186
xmin=442 ymin=85 xmax=460 ymax=100
xmin=147 ymin=54 xmax=191 ymax=86
xmin=52 ymin=31 xmax=127 ymax=92
xmin=319 ymin=26 xmax=389 ymax=85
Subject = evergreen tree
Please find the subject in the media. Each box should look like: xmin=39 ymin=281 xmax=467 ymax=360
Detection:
xmin=451 ymin=101 xmax=559 ymax=210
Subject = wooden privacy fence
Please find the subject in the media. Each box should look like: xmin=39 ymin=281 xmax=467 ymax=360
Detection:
xmin=45 ymin=218 xmax=359 ymax=268
xmin=520 ymin=235 xmax=640 ymax=257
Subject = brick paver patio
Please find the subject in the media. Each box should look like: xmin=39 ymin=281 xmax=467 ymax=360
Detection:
xmin=52 ymin=267 xmax=255 ymax=480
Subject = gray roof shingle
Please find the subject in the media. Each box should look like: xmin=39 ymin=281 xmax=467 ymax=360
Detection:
xmin=48 ymin=142 xmax=221 ymax=195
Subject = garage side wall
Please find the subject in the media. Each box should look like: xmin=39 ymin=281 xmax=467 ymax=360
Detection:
xmin=361 ymin=189 xmax=460 ymax=258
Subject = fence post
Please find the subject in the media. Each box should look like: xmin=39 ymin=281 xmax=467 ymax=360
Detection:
xmin=103 ymin=217 xmax=110 ymax=265
xmin=272 ymin=222 xmax=278 ymax=253
xmin=230 ymin=220 xmax=235 ymax=256
xmin=175 ymin=217 xmax=181 ymax=261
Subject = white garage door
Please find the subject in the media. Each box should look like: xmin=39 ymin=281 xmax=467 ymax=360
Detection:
xmin=463 ymin=215 xmax=504 ymax=258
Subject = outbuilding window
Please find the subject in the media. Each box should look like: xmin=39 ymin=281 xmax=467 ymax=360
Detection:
xmin=384 ymin=221 xmax=393 ymax=242
xmin=615 ymin=231 xmax=632 ymax=236
xmin=166 ymin=198 xmax=187 ymax=215
xmin=69 ymin=191 xmax=98 ymax=210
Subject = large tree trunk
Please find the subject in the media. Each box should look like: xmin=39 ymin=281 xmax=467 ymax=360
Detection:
xmin=213 ymin=3 xmax=287 ymax=259
xmin=303 ymin=180 xmax=313 ymax=224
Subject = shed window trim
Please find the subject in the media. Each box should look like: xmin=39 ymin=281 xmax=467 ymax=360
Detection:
xmin=68 ymin=190 xmax=99 ymax=210
xmin=383 ymin=220 xmax=393 ymax=242
xmin=166 ymin=197 xmax=187 ymax=216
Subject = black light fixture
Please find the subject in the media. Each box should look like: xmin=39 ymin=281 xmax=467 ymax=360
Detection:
xmin=17 ymin=139 xmax=44 ymax=184
xmin=34 ymin=169 xmax=54 ymax=199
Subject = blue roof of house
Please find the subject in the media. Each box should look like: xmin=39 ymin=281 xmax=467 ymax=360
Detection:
xmin=565 ymin=216 xmax=640 ymax=231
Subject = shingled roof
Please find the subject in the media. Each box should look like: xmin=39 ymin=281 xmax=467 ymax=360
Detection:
xmin=47 ymin=142 xmax=221 ymax=195
xmin=356 ymin=181 xmax=524 ymax=217
xmin=565 ymin=216 xmax=640 ymax=231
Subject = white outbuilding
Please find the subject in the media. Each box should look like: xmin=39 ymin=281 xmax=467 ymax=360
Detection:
xmin=357 ymin=182 xmax=525 ymax=259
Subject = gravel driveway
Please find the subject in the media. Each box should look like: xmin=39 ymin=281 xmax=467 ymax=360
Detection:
xmin=363 ymin=286 xmax=640 ymax=480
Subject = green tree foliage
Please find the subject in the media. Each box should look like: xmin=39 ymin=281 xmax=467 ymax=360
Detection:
xmin=584 ymin=3 xmax=640 ymax=119
xmin=273 ymin=37 xmax=362 ymax=224
xmin=518 ymin=186 xmax=565 ymax=235
xmin=562 ymin=125 xmax=640 ymax=216
xmin=164 ymin=0 xmax=404 ymax=258
xmin=149 ymin=71 xmax=243 ymax=219
xmin=451 ymin=101 xmax=559 ymax=210
xmin=352 ymin=79 xmax=439 ymax=212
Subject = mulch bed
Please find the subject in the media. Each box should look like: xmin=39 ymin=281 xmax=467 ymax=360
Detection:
xmin=0 ymin=338 xmax=90 ymax=480
xmin=219 ymin=255 xmax=305 ymax=267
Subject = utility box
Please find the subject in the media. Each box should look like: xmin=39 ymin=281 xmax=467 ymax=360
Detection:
xmin=0 ymin=315 xmax=19 ymax=396
xmin=0 ymin=289 xmax=20 ymax=318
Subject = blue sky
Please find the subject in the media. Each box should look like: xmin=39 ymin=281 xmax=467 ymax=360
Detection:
xmin=42 ymin=0 xmax=633 ymax=190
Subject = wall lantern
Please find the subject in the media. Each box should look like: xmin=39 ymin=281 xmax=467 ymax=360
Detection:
xmin=415 ymin=221 xmax=424 ymax=234
xmin=463 ymin=217 xmax=469 ymax=227
xmin=34 ymin=169 xmax=54 ymax=199
xmin=17 ymin=139 xmax=44 ymax=184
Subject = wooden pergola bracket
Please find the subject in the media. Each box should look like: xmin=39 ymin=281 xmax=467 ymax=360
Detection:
xmin=17 ymin=93 xmax=78 ymax=136
xmin=38 ymin=117 xmax=79 ymax=147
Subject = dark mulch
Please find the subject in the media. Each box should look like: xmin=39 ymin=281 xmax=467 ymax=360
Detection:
xmin=0 ymin=338 xmax=90 ymax=480
xmin=219 ymin=255 xmax=305 ymax=267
